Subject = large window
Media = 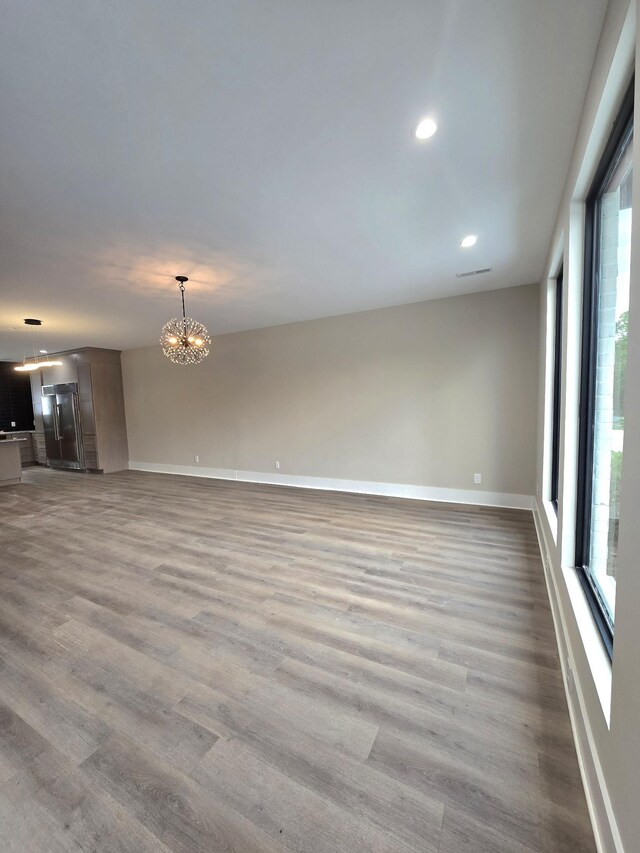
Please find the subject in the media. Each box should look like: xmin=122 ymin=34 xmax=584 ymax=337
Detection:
xmin=576 ymin=82 xmax=633 ymax=655
xmin=550 ymin=267 xmax=563 ymax=512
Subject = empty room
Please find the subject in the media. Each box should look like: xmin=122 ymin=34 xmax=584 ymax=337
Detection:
xmin=0 ymin=1 xmax=638 ymax=851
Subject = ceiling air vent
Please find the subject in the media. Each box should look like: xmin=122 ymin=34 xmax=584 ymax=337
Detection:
xmin=455 ymin=267 xmax=493 ymax=279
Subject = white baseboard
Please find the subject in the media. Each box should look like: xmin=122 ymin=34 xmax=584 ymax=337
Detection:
xmin=127 ymin=460 xmax=533 ymax=510
xmin=532 ymin=504 xmax=623 ymax=853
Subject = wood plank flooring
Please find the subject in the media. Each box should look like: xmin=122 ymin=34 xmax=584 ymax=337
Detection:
xmin=0 ymin=467 xmax=595 ymax=852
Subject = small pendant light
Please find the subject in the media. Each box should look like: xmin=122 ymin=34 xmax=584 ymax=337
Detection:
xmin=14 ymin=319 xmax=62 ymax=371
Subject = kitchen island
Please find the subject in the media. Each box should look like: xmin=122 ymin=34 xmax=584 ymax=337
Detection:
xmin=0 ymin=438 xmax=24 ymax=486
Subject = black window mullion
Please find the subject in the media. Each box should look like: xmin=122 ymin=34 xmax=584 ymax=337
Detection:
xmin=550 ymin=267 xmax=563 ymax=511
xmin=576 ymin=197 xmax=599 ymax=572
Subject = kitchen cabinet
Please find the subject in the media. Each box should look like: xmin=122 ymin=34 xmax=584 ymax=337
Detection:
xmin=29 ymin=348 xmax=128 ymax=473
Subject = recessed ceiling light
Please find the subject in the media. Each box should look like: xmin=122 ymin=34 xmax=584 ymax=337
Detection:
xmin=40 ymin=349 xmax=47 ymax=354
xmin=414 ymin=117 xmax=438 ymax=140
xmin=460 ymin=235 xmax=478 ymax=248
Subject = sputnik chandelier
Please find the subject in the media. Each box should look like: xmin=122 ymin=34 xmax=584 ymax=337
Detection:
xmin=160 ymin=276 xmax=211 ymax=365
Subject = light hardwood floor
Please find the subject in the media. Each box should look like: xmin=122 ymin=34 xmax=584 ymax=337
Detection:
xmin=0 ymin=467 xmax=594 ymax=852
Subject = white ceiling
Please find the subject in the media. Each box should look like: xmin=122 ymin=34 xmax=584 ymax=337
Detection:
xmin=0 ymin=0 xmax=607 ymax=358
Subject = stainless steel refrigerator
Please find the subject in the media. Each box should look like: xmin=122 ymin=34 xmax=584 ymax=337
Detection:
xmin=41 ymin=383 xmax=85 ymax=470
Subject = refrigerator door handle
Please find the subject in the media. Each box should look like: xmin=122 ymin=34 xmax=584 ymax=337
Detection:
xmin=71 ymin=395 xmax=84 ymax=466
xmin=54 ymin=403 xmax=63 ymax=440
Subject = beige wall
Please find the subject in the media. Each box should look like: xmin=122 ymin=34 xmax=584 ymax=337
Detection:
xmin=122 ymin=283 xmax=539 ymax=497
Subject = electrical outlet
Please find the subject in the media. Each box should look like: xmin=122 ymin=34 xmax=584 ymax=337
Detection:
xmin=194 ymin=455 xmax=199 ymax=463
xmin=274 ymin=461 xmax=280 ymax=470
xmin=10 ymin=421 xmax=16 ymax=428
xmin=473 ymin=473 xmax=482 ymax=484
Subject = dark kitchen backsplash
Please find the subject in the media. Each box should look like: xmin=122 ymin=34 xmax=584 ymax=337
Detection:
xmin=0 ymin=362 xmax=35 ymax=431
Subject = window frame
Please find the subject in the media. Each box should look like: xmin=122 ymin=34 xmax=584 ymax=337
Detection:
xmin=550 ymin=266 xmax=563 ymax=513
xmin=575 ymin=78 xmax=634 ymax=660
